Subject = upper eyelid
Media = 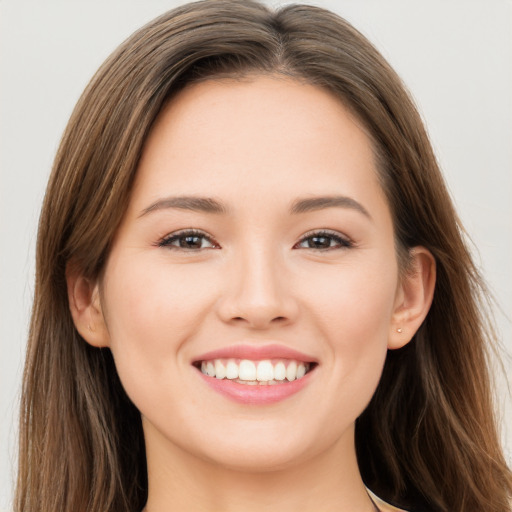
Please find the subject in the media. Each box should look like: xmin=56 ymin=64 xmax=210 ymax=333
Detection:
xmin=158 ymin=229 xmax=219 ymax=248
xmin=295 ymin=230 xmax=353 ymax=249
xmin=298 ymin=228 xmax=351 ymax=240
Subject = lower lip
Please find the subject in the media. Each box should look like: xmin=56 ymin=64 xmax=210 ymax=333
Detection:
xmin=196 ymin=369 xmax=315 ymax=405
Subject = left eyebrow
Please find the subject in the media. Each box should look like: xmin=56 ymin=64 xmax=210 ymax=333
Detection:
xmin=289 ymin=195 xmax=371 ymax=219
xmin=139 ymin=196 xmax=229 ymax=217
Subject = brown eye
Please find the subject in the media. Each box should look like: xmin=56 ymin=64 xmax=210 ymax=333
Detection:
xmin=178 ymin=235 xmax=204 ymax=249
xmin=159 ymin=230 xmax=218 ymax=250
xmin=296 ymin=231 xmax=352 ymax=250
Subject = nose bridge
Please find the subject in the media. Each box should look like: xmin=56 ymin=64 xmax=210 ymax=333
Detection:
xmin=218 ymin=238 xmax=297 ymax=328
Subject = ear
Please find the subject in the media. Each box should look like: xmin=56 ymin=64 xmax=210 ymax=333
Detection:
xmin=66 ymin=263 xmax=110 ymax=348
xmin=388 ymin=247 xmax=436 ymax=350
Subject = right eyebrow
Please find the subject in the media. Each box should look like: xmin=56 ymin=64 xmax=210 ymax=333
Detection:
xmin=289 ymin=195 xmax=371 ymax=219
xmin=139 ymin=196 xmax=229 ymax=217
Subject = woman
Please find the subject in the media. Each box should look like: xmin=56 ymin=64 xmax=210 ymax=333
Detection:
xmin=15 ymin=1 xmax=512 ymax=511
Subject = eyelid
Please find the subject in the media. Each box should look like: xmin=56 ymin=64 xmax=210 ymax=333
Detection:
xmin=157 ymin=229 xmax=220 ymax=250
xmin=294 ymin=229 xmax=354 ymax=250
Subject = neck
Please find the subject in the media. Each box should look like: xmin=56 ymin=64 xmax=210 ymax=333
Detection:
xmin=143 ymin=421 xmax=377 ymax=512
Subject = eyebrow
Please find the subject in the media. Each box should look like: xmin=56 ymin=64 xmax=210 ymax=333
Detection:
xmin=140 ymin=196 xmax=229 ymax=216
xmin=139 ymin=194 xmax=370 ymax=219
xmin=289 ymin=196 xmax=371 ymax=218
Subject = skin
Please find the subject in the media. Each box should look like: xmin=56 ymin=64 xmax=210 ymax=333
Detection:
xmin=68 ymin=75 xmax=435 ymax=512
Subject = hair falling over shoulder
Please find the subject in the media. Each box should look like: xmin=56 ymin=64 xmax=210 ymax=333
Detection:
xmin=15 ymin=1 xmax=512 ymax=511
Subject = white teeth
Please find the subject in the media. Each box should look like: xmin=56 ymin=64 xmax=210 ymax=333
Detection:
xmin=206 ymin=361 xmax=215 ymax=377
xmin=274 ymin=362 xmax=286 ymax=381
xmin=199 ymin=358 xmax=312 ymax=383
xmin=286 ymin=361 xmax=297 ymax=381
xmin=239 ymin=360 xmax=257 ymax=381
xmin=214 ymin=360 xmax=226 ymax=379
xmin=226 ymin=360 xmax=239 ymax=379
xmin=256 ymin=360 xmax=274 ymax=381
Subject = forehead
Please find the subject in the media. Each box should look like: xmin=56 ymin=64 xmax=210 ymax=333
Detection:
xmin=130 ymin=75 xmax=387 ymax=217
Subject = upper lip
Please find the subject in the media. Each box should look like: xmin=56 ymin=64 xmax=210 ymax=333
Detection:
xmin=193 ymin=343 xmax=318 ymax=364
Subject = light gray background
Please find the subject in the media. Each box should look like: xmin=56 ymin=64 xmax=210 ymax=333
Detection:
xmin=1 ymin=1 xmax=511 ymax=510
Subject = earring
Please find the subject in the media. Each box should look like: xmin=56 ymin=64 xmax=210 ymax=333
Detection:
xmin=396 ymin=328 xmax=403 ymax=333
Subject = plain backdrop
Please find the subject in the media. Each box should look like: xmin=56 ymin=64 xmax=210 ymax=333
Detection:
xmin=1 ymin=1 xmax=511 ymax=510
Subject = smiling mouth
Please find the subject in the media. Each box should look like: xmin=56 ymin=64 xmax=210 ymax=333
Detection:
xmin=193 ymin=358 xmax=317 ymax=385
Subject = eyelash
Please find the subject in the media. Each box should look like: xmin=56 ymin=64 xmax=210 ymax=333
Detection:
xmin=157 ymin=229 xmax=354 ymax=252
xmin=158 ymin=229 xmax=219 ymax=251
xmin=294 ymin=229 xmax=353 ymax=250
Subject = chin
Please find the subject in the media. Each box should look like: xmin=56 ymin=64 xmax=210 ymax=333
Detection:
xmin=200 ymin=441 xmax=315 ymax=473
xmin=182 ymin=417 xmax=350 ymax=474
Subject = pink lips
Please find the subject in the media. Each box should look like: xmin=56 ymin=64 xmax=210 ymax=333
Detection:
xmin=193 ymin=343 xmax=317 ymax=405
xmin=194 ymin=344 xmax=318 ymax=363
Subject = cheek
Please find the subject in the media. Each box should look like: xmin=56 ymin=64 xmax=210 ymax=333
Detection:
xmin=301 ymin=257 xmax=397 ymax=341
xmin=301 ymin=257 xmax=397 ymax=398
xmin=101 ymin=255 xmax=215 ymax=378
xmin=100 ymin=256 xmax=222 ymax=426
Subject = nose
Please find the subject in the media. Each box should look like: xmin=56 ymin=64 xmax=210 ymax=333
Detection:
xmin=216 ymin=246 xmax=299 ymax=330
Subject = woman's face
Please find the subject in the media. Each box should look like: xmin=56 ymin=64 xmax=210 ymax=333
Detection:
xmin=99 ymin=76 xmax=404 ymax=471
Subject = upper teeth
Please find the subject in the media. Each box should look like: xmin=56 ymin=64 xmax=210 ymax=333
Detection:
xmin=200 ymin=359 xmax=310 ymax=383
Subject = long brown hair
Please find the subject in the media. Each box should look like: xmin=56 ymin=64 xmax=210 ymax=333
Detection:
xmin=16 ymin=1 xmax=512 ymax=511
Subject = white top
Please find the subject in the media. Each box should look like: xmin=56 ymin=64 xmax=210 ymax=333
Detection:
xmin=368 ymin=488 xmax=409 ymax=512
